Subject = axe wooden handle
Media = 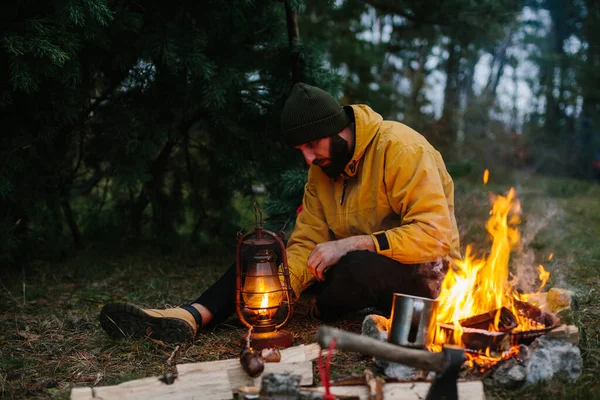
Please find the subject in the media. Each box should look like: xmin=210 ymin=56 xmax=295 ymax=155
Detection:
xmin=316 ymin=326 xmax=446 ymax=372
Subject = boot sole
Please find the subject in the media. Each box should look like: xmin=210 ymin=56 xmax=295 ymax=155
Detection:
xmin=100 ymin=302 xmax=193 ymax=344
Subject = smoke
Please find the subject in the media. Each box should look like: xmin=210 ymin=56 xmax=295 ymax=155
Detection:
xmin=511 ymin=198 xmax=563 ymax=294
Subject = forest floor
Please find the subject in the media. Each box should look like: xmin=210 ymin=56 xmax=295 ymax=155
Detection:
xmin=1 ymin=172 xmax=599 ymax=399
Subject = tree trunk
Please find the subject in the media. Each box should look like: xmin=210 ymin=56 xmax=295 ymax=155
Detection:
xmin=61 ymin=197 xmax=84 ymax=248
xmin=284 ymin=0 xmax=302 ymax=83
xmin=129 ymin=138 xmax=177 ymax=238
xmin=440 ymin=39 xmax=460 ymax=146
xmin=544 ymin=0 xmax=567 ymax=140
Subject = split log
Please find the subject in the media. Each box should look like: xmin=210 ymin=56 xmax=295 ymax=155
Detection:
xmin=227 ymin=361 xmax=313 ymax=389
xmin=70 ymin=343 xmax=331 ymax=400
xmin=70 ymin=370 xmax=232 ymax=400
xmin=70 ymin=359 xmax=312 ymax=399
xmin=177 ymin=360 xmax=313 ymax=389
xmin=176 ymin=343 xmax=323 ymax=375
xmin=363 ymin=370 xmax=384 ymax=400
xmin=305 ymin=380 xmax=485 ymax=400
xmin=546 ymin=324 xmax=579 ymax=344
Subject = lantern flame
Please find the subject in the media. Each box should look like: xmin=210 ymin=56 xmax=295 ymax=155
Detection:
xmin=432 ymin=187 xmax=551 ymax=368
xmin=260 ymin=293 xmax=270 ymax=309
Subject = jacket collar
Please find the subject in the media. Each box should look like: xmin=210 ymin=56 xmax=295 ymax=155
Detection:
xmin=342 ymin=104 xmax=383 ymax=178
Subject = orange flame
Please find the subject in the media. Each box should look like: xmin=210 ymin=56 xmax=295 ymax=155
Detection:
xmin=536 ymin=265 xmax=550 ymax=294
xmin=548 ymin=253 xmax=554 ymax=261
xmin=433 ymin=188 xmax=549 ymax=363
xmin=483 ymin=169 xmax=490 ymax=185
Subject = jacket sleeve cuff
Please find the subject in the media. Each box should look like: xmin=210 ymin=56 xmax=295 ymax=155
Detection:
xmin=371 ymin=230 xmax=392 ymax=257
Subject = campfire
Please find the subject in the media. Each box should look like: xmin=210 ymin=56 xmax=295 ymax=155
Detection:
xmin=430 ymin=180 xmax=560 ymax=372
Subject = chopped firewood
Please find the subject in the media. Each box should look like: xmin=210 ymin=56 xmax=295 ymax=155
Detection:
xmin=438 ymin=323 xmax=511 ymax=353
xmin=459 ymin=307 xmax=517 ymax=332
xmin=300 ymin=387 xmax=361 ymax=399
xmin=513 ymin=299 xmax=561 ymax=328
xmin=330 ymin=374 xmax=429 ymax=387
xmin=546 ymin=324 xmax=579 ymax=344
xmin=233 ymin=385 xmax=260 ymax=398
xmin=306 ymin=381 xmax=485 ymax=400
xmin=364 ymin=369 xmax=384 ymax=400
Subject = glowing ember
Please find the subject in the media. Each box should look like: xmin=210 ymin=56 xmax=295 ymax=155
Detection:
xmin=483 ymin=169 xmax=490 ymax=185
xmin=431 ymin=186 xmax=551 ymax=369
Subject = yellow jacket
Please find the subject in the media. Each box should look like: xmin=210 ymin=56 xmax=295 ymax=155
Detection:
xmin=285 ymin=105 xmax=460 ymax=297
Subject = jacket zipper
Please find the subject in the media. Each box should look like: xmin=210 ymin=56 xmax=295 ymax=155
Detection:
xmin=340 ymin=179 xmax=348 ymax=205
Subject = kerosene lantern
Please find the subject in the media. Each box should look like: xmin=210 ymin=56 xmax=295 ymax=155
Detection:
xmin=235 ymin=204 xmax=294 ymax=350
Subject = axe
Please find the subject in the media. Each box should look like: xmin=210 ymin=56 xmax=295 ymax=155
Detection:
xmin=316 ymin=326 xmax=466 ymax=400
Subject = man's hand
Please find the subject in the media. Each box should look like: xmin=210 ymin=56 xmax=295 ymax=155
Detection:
xmin=307 ymin=241 xmax=346 ymax=281
xmin=307 ymin=235 xmax=376 ymax=281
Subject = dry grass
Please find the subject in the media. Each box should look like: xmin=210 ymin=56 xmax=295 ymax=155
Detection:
xmin=1 ymin=173 xmax=599 ymax=399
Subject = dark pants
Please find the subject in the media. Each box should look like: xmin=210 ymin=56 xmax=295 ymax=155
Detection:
xmin=193 ymin=250 xmax=448 ymax=325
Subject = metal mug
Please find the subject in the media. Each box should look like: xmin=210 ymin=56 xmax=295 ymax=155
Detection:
xmin=388 ymin=293 xmax=438 ymax=348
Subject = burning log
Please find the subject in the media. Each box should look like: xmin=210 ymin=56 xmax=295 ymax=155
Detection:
xmin=510 ymin=300 xmax=561 ymax=346
xmin=458 ymin=307 xmax=517 ymax=332
xmin=437 ymin=323 xmax=511 ymax=354
xmin=436 ymin=303 xmax=560 ymax=354
xmin=512 ymin=299 xmax=560 ymax=329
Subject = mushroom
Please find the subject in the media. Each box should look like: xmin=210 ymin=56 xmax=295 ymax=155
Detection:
xmin=239 ymin=347 xmax=265 ymax=378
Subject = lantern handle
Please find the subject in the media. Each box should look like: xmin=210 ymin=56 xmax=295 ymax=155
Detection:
xmin=253 ymin=202 xmax=263 ymax=227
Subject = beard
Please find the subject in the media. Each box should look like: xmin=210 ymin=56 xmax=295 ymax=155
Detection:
xmin=318 ymin=134 xmax=353 ymax=179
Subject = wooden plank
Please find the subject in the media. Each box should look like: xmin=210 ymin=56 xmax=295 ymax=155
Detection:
xmin=226 ymin=361 xmax=313 ymax=388
xmin=306 ymin=380 xmax=485 ymax=400
xmin=177 ymin=358 xmax=239 ymax=374
xmin=71 ymin=370 xmax=232 ymax=400
xmin=280 ymin=344 xmax=309 ymax=362
xmin=177 ymin=343 xmax=316 ymax=374
xmin=177 ymin=343 xmax=326 ymax=375
xmin=179 ymin=361 xmax=313 ymax=390
xmin=546 ymin=324 xmax=579 ymax=344
xmin=302 ymin=342 xmax=328 ymax=361
xmin=70 ymin=387 xmax=93 ymax=400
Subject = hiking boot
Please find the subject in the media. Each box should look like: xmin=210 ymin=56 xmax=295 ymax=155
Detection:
xmin=99 ymin=302 xmax=202 ymax=344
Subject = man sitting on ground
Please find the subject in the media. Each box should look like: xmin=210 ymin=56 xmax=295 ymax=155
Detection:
xmin=100 ymin=82 xmax=460 ymax=344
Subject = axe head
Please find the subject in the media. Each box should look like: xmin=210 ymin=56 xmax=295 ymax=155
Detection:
xmin=426 ymin=346 xmax=465 ymax=400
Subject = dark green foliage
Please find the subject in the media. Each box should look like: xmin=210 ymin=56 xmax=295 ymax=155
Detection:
xmin=2 ymin=0 xmax=600 ymax=266
xmin=263 ymin=167 xmax=307 ymax=230
xmin=0 ymin=0 xmax=332 ymax=263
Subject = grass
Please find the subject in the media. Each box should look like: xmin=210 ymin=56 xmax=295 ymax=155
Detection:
xmin=1 ymin=173 xmax=599 ymax=399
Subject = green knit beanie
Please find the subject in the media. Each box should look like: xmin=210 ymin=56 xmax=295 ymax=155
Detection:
xmin=281 ymin=83 xmax=350 ymax=147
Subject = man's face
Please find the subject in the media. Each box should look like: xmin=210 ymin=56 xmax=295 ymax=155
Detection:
xmin=294 ymin=133 xmax=352 ymax=178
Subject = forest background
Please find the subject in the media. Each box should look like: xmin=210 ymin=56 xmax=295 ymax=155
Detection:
xmin=1 ymin=0 xmax=599 ymax=399
xmin=1 ymin=0 xmax=598 ymax=262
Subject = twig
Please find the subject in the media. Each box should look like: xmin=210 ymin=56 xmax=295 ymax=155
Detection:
xmin=22 ymin=268 xmax=26 ymax=306
xmin=246 ymin=326 xmax=252 ymax=349
xmin=0 ymin=281 xmax=19 ymax=306
xmin=167 ymin=345 xmax=180 ymax=366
